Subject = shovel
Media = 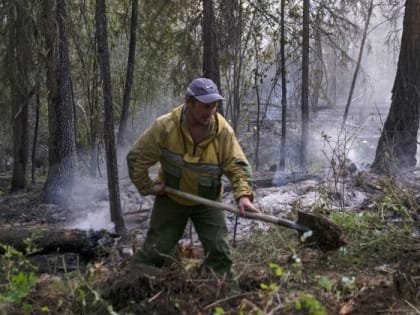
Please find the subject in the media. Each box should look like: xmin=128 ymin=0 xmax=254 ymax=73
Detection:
xmin=164 ymin=186 xmax=346 ymax=251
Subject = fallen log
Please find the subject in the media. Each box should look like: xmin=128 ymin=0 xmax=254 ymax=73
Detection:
xmin=223 ymin=172 xmax=323 ymax=192
xmin=0 ymin=227 xmax=117 ymax=260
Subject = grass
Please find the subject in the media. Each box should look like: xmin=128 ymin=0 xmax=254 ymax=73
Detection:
xmin=228 ymin=177 xmax=419 ymax=313
xmin=331 ymin=210 xmax=416 ymax=266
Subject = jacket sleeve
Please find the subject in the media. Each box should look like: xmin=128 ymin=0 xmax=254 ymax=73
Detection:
xmin=221 ymin=129 xmax=255 ymax=201
xmin=126 ymin=122 xmax=162 ymax=195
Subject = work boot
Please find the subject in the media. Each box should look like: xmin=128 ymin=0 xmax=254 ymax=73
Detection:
xmin=226 ymin=277 xmax=242 ymax=295
xmin=129 ymin=258 xmax=162 ymax=277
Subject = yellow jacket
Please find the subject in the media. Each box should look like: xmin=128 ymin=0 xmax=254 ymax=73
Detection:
xmin=127 ymin=105 xmax=254 ymax=205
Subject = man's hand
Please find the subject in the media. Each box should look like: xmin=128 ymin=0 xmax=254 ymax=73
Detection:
xmin=151 ymin=179 xmax=165 ymax=196
xmin=237 ymin=196 xmax=261 ymax=215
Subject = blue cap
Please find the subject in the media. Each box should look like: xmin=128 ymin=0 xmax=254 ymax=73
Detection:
xmin=186 ymin=78 xmax=224 ymax=104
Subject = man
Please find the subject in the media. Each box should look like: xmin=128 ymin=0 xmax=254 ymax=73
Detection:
xmin=127 ymin=77 xmax=259 ymax=284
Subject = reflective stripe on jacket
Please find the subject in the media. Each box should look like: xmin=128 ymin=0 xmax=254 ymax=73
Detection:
xmin=127 ymin=104 xmax=254 ymax=205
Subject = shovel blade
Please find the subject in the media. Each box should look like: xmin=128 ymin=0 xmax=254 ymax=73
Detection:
xmin=297 ymin=211 xmax=347 ymax=251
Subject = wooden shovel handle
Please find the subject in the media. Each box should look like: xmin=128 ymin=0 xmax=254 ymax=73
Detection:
xmin=164 ymin=187 xmax=310 ymax=232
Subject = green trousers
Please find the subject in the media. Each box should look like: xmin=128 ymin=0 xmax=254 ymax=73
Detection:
xmin=134 ymin=194 xmax=233 ymax=276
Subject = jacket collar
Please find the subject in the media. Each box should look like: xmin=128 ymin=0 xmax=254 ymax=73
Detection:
xmin=174 ymin=104 xmax=220 ymax=147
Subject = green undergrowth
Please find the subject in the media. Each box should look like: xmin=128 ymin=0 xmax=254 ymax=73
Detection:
xmin=0 ymin=240 xmax=116 ymax=315
xmin=0 ymin=239 xmax=41 ymax=314
xmin=330 ymin=175 xmax=418 ymax=267
xmin=232 ymin=226 xmax=299 ymax=267
xmin=232 ymin=205 xmax=416 ymax=270
xmin=331 ymin=210 xmax=416 ymax=266
xmin=1 ymin=173 xmax=418 ymax=314
xmin=228 ymin=177 xmax=419 ymax=314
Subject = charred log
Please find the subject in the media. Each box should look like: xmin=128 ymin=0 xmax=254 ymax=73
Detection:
xmin=0 ymin=227 xmax=116 ymax=260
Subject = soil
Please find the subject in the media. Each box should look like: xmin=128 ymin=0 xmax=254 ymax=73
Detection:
xmin=1 ymin=171 xmax=420 ymax=315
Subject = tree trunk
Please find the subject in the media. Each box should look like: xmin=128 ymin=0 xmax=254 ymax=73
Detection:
xmin=95 ymin=0 xmax=126 ymax=235
xmin=311 ymin=10 xmax=323 ymax=113
xmin=202 ymin=0 xmax=223 ymax=115
xmin=253 ymin=31 xmax=261 ymax=171
xmin=8 ymin=1 xmax=31 ymax=192
xmin=220 ymin=0 xmax=245 ymax=132
xmin=118 ymin=0 xmax=138 ymax=146
xmin=279 ymin=0 xmax=287 ymax=171
xmin=300 ymin=0 xmax=310 ymax=169
xmin=32 ymin=87 xmax=41 ymax=184
xmin=88 ymin=73 xmax=100 ymax=178
xmin=372 ymin=0 xmax=420 ymax=172
xmin=42 ymin=0 xmax=77 ymax=204
xmin=342 ymin=0 xmax=374 ymax=128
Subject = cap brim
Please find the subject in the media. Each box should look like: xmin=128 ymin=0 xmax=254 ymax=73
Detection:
xmin=194 ymin=93 xmax=224 ymax=104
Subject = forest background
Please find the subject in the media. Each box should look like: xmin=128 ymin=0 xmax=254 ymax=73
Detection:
xmin=1 ymin=0 xmax=412 ymax=213
xmin=1 ymin=1 xmax=420 ymax=314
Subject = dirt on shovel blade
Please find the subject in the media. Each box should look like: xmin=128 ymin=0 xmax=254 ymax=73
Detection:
xmin=297 ymin=211 xmax=347 ymax=251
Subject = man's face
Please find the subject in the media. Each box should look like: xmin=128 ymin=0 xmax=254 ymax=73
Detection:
xmin=187 ymin=98 xmax=217 ymax=126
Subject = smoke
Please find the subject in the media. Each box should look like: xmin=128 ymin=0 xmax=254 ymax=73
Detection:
xmin=65 ymin=176 xmax=115 ymax=231
xmin=305 ymin=11 xmax=401 ymax=171
xmin=63 ymin=96 xmax=176 ymax=232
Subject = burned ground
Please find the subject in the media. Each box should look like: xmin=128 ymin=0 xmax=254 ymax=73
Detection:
xmin=0 ymin=170 xmax=420 ymax=314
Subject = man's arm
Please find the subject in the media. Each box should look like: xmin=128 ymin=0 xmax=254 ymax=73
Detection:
xmin=127 ymin=122 xmax=162 ymax=195
xmin=221 ymin=129 xmax=260 ymax=213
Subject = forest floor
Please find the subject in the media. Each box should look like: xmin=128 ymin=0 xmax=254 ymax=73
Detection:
xmin=1 ymin=168 xmax=420 ymax=314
